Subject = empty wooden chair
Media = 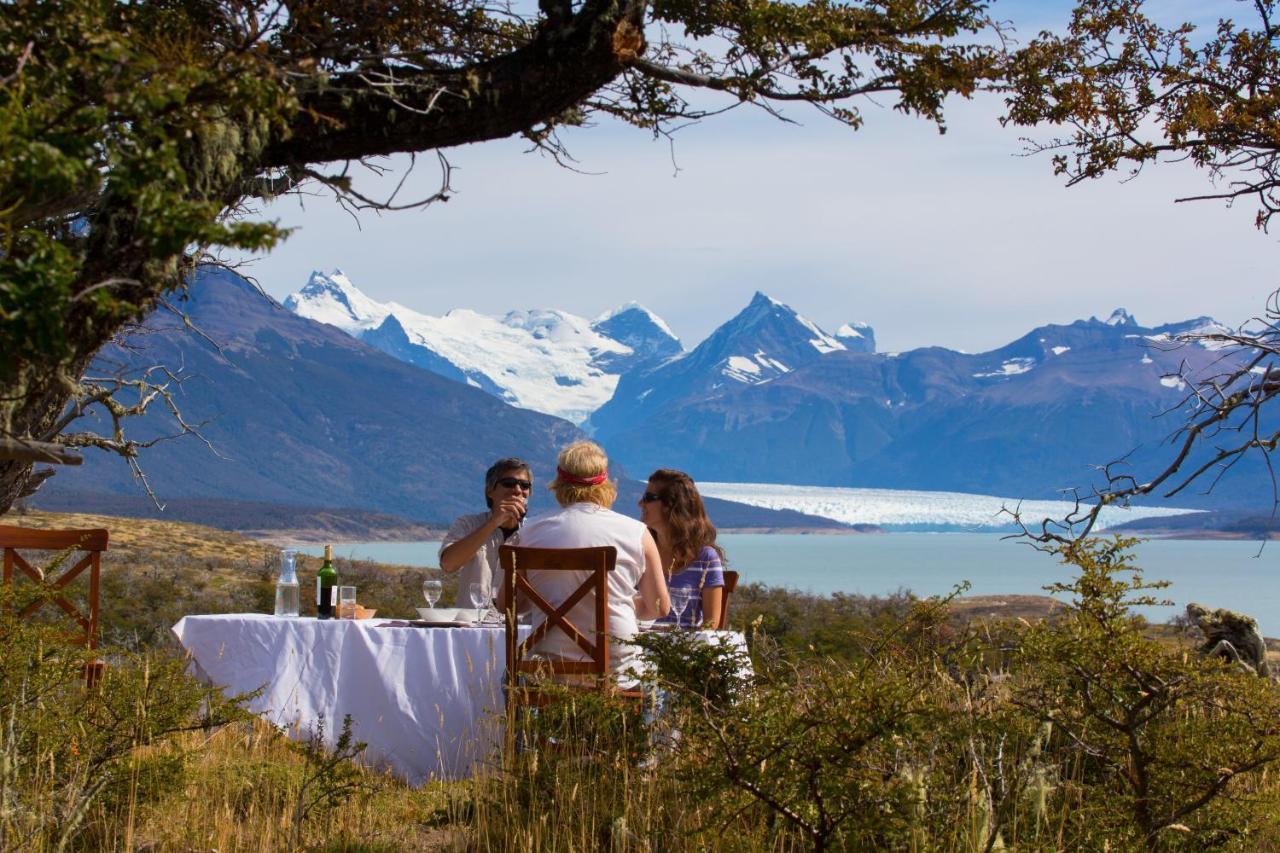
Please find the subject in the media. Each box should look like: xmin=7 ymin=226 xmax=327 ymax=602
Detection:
xmin=0 ymin=525 xmax=109 ymax=685
xmin=716 ymin=570 xmax=739 ymax=630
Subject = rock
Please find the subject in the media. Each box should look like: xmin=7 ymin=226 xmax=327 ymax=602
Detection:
xmin=1186 ymin=603 xmax=1271 ymax=677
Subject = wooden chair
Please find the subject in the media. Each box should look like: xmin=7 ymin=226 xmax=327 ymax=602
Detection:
xmin=0 ymin=525 xmax=110 ymax=686
xmin=499 ymin=544 xmax=642 ymax=727
xmin=716 ymin=570 xmax=739 ymax=630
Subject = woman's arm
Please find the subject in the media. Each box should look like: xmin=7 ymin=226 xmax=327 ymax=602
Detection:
xmin=699 ymin=585 xmax=722 ymax=629
xmin=633 ymin=529 xmax=670 ymax=620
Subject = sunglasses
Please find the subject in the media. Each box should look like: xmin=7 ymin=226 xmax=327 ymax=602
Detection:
xmin=497 ymin=477 xmax=533 ymax=491
xmin=641 ymin=492 xmax=664 ymax=503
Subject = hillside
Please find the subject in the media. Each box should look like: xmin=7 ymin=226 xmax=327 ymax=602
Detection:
xmin=1112 ymin=509 xmax=1280 ymax=539
xmin=28 ymin=491 xmax=447 ymax=540
xmin=35 ymin=267 xmax=584 ymax=522
xmin=33 ymin=267 xmax=850 ymax=534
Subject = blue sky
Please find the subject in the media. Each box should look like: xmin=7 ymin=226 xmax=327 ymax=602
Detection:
xmin=240 ymin=0 xmax=1275 ymax=354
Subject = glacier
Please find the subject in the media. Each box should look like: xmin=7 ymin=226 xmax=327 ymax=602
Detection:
xmin=698 ymin=482 xmax=1199 ymax=531
xmin=284 ymin=270 xmax=681 ymax=425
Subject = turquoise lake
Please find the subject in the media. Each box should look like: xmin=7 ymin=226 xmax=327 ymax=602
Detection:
xmin=298 ymin=534 xmax=1280 ymax=634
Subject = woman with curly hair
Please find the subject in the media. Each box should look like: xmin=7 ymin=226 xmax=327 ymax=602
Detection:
xmin=640 ymin=469 xmax=726 ymax=629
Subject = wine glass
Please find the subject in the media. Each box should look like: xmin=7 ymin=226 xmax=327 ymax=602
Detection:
xmin=669 ymin=588 xmax=695 ymax=628
xmin=469 ymin=582 xmax=496 ymax=623
xmin=422 ymin=577 xmax=443 ymax=609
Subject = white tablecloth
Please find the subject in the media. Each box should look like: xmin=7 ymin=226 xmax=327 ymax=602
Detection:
xmin=171 ymin=614 xmax=520 ymax=783
xmin=172 ymin=615 xmax=752 ymax=784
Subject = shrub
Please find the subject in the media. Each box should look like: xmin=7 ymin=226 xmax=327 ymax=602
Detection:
xmin=0 ymin=585 xmax=250 ymax=849
xmin=1010 ymin=538 xmax=1280 ymax=850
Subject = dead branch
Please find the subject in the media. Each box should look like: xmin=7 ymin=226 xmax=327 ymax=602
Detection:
xmin=1016 ymin=290 xmax=1280 ymax=547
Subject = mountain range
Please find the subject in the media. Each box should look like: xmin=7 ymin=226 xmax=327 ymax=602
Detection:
xmin=284 ymin=271 xmax=1265 ymax=509
xmin=285 ymin=271 xmax=683 ymax=425
xmin=593 ymin=306 xmax=1263 ymax=506
xmin=32 ymin=269 xmax=846 ymax=530
xmin=31 ymin=266 xmax=1273 ymax=531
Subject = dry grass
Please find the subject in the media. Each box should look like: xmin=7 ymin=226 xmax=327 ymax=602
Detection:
xmin=3 ymin=508 xmax=448 ymax=650
xmin=122 ymin=720 xmax=459 ymax=851
xmin=9 ymin=506 xmax=275 ymax=564
xmin=7 ymin=511 xmax=1280 ymax=851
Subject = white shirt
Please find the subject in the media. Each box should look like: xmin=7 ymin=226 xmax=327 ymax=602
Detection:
xmin=440 ymin=512 xmax=510 ymax=606
xmin=511 ymin=502 xmax=648 ymax=684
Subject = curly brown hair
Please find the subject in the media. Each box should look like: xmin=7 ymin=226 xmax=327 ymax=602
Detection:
xmin=646 ymin=469 xmax=726 ymax=574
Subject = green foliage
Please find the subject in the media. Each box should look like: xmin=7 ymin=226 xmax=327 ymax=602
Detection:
xmin=658 ymin=595 xmax=966 ymax=851
xmin=631 ymin=628 xmax=752 ymax=711
xmin=289 ymin=714 xmax=375 ymax=849
xmin=1012 ymin=537 xmax=1280 ymax=849
xmin=645 ymin=0 xmax=1001 ymax=130
xmin=618 ymin=542 xmax=1280 ymax=851
xmin=0 ymin=585 xmax=251 ymax=849
xmin=732 ymin=583 xmax=920 ymax=662
xmin=0 ymin=1 xmax=290 ymax=383
xmin=1005 ymin=0 xmax=1280 ymax=229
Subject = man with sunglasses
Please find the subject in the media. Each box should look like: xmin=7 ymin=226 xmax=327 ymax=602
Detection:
xmin=439 ymin=458 xmax=533 ymax=608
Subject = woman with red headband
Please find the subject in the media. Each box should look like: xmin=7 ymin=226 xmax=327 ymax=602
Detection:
xmin=503 ymin=440 xmax=669 ymax=685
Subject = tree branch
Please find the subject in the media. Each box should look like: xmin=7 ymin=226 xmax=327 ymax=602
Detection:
xmin=0 ymin=438 xmax=83 ymax=466
xmin=261 ymin=0 xmax=646 ymax=167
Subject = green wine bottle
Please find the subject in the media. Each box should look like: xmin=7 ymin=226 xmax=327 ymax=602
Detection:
xmin=316 ymin=544 xmax=337 ymax=620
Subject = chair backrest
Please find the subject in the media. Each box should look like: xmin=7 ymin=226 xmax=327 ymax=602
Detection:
xmin=717 ymin=570 xmax=739 ymax=630
xmin=498 ymin=545 xmax=616 ymax=686
xmin=0 ymin=525 xmax=109 ymax=650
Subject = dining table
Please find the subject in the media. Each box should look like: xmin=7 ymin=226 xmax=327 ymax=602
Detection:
xmin=172 ymin=614 xmax=525 ymax=783
xmin=172 ymin=614 xmax=751 ymax=784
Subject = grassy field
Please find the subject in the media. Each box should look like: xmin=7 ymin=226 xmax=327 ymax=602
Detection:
xmin=6 ymin=510 xmax=1280 ymax=851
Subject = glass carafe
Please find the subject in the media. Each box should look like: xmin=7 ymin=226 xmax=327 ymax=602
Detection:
xmin=274 ymin=549 xmax=301 ymax=618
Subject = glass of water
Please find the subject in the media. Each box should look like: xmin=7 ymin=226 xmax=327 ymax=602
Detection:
xmin=422 ymin=576 xmax=443 ymax=609
xmin=338 ymin=586 xmax=357 ymax=619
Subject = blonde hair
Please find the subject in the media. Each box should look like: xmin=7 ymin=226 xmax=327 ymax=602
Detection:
xmin=549 ymin=440 xmax=617 ymax=508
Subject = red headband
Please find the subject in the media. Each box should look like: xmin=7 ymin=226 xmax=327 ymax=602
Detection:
xmin=556 ymin=466 xmax=609 ymax=486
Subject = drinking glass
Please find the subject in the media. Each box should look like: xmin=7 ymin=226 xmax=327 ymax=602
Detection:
xmin=669 ymin=588 xmax=695 ymax=628
xmin=422 ymin=578 xmax=443 ymax=609
xmin=338 ymin=586 xmax=357 ymax=619
xmin=469 ymin=582 xmax=497 ymax=623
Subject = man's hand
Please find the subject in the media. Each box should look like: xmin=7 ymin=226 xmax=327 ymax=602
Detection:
xmin=490 ymin=495 xmax=526 ymax=529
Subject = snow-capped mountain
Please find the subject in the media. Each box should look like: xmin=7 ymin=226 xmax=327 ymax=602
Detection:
xmin=835 ymin=322 xmax=876 ymax=353
xmin=591 ymin=302 xmax=683 ymax=370
xmin=54 ymin=267 xmax=583 ymax=522
xmin=284 ymin=270 xmax=682 ymax=425
xmin=282 ymin=269 xmax=391 ymax=334
xmin=589 ymin=291 xmax=873 ymax=435
xmin=591 ymin=305 xmax=1270 ymax=506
